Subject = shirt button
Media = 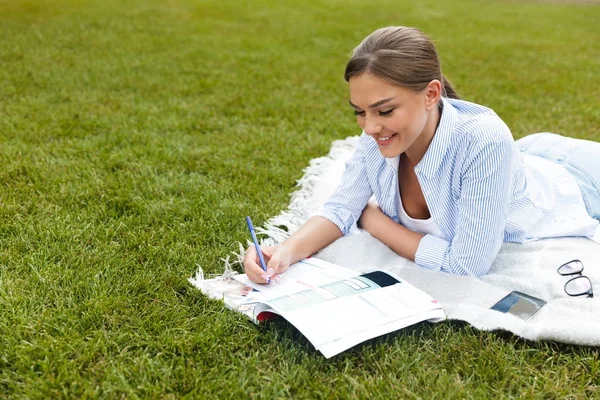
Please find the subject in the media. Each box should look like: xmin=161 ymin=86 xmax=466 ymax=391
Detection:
xmin=414 ymin=166 xmax=420 ymax=173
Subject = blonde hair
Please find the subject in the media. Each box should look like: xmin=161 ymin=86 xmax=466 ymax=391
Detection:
xmin=344 ymin=26 xmax=459 ymax=99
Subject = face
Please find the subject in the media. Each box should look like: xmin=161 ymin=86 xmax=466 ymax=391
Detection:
xmin=349 ymin=73 xmax=436 ymax=159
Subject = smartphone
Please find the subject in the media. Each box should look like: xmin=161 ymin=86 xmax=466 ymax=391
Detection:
xmin=490 ymin=291 xmax=546 ymax=321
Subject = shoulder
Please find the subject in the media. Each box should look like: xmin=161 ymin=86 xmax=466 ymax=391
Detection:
xmin=448 ymin=98 xmax=513 ymax=150
xmin=444 ymin=99 xmax=516 ymax=175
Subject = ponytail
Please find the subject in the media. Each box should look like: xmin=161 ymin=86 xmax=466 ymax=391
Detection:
xmin=441 ymin=75 xmax=459 ymax=99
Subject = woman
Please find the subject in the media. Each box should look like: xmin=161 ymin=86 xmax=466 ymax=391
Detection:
xmin=244 ymin=26 xmax=600 ymax=282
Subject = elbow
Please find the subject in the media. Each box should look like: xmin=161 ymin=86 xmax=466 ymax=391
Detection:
xmin=444 ymin=241 xmax=501 ymax=277
xmin=445 ymin=259 xmax=492 ymax=277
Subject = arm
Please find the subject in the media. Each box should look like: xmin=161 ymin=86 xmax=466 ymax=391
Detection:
xmin=361 ymin=129 xmax=514 ymax=276
xmin=277 ymin=216 xmax=343 ymax=265
xmin=416 ymin=132 xmax=514 ymax=276
xmin=359 ymin=201 xmax=424 ymax=261
xmin=244 ymin=134 xmax=374 ymax=283
xmin=314 ymin=133 xmax=375 ymax=235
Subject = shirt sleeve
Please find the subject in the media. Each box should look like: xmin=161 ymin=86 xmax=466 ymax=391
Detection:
xmin=415 ymin=125 xmax=515 ymax=276
xmin=314 ymin=134 xmax=374 ymax=235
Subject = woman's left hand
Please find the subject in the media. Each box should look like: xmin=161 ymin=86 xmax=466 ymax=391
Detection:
xmin=358 ymin=201 xmax=385 ymax=236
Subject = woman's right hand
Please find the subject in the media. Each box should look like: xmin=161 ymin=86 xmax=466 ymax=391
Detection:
xmin=243 ymin=244 xmax=294 ymax=284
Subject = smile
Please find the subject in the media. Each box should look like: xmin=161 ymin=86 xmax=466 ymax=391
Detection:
xmin=375 ymin=133 xmax=397 ymax=146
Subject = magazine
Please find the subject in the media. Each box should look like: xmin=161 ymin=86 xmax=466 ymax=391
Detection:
xmin=197 ymin=258 xmax=446 ymax=358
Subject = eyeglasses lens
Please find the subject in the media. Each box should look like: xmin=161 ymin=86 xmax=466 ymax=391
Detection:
xmin=558 ymin=260 xmax=583 ymax=275
xmin=564 ymin=276 xmax=592 ymax=296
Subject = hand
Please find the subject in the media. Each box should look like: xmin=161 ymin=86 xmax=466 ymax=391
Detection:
xmin=358 ymin=201 xmax=385 ymax=235
xmin=243 ymin=244 xmax=294 ymax=284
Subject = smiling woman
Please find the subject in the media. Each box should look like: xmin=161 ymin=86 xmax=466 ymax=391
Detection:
xmin=243 ymin=26 xmax=600 ymax=281
xmin=348 ymin=74 xmax=437 ymax=160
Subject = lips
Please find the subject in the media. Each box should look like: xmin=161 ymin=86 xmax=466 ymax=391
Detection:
xmin=375 ymin=133 xmax=397 ymax=146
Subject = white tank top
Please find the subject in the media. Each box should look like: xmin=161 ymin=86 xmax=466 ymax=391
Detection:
xmin=398 ymin=195 xmax=445 ymax=239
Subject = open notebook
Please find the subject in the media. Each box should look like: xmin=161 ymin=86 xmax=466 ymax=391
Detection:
xmin=194 ymin=258 xmax=445 ymax=358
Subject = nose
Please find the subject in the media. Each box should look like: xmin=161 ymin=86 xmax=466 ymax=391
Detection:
xmin=363 ymin=115 xmax=382 ymax=136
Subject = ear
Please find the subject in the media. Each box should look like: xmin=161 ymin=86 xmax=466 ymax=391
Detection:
xmin=424 ymin=79 xmax=442 ymax=111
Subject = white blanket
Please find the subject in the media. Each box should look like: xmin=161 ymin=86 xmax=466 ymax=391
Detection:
xmin=249 ymin=136 xmax=600 ymax=346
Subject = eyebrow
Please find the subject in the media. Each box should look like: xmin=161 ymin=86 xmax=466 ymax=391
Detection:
xmin=349 ymin=97 xmax=395 ymax=109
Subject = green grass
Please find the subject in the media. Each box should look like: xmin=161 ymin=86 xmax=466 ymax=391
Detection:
xmin=1 ymin=0 xmax=599 ymax=397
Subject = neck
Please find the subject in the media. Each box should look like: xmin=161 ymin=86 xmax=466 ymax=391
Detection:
xmin=404 ymin=103 xmax=441 ymax=165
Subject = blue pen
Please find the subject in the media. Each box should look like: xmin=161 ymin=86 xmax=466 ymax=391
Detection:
xmin=245 ymin=216 xmax=270 ymax=283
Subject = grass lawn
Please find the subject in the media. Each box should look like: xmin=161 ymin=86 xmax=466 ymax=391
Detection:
xmin=1 ymin=0 xmax=599 ymax=397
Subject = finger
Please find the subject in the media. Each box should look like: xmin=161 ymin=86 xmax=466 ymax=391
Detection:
xmin=245 ymin=261 xmax=269 ymax=283
xmin=266 ymin=255 xmax=283 ymax=277
xmin=250 ymin=272 xmax=270 ymax=284
xmin=244 ymin=244 xmax=257 ymax=262
xmin=246 ymin=265 xmax=269 ymax=284
xmin=260 ymin=246 xmax=274 ymax=260
xmin=254 ymin=246 xmax=274 ymax=280
xmin=244 ymin=247 xmax=270 ymax=283
xmin=245 ymin=245 xmax=268 ymax=271
xmin=276 ymin=262 xmax=290 ymax=275
xmin=243 ymin=246 xmax=259 ymax=272
xmin=270 ymin=273 xmax=282 ymax=282
xmin=259 ymin=250 xmax=273 ymax=268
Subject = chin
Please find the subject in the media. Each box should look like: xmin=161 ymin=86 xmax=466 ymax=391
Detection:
xmin=377 ymin=145 xmax=403 ymax=158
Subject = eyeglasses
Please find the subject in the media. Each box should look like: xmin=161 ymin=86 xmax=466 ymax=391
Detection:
xmin=557 ymin=260 xmax=594 ymax=298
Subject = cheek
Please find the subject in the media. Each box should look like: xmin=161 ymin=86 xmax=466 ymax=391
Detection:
xmin=386 ymin=114 xmax=407 ymax=133
xmin=416 ymin=112 xmax=429 ymax=131
xmin=393 ymin=111 xmax=425 ymax=135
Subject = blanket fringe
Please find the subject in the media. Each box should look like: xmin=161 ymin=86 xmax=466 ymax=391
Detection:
xmin=189 ymin=254 xmax=244 ymax=290
xmin=221 ymin=136 xmax=358 ymax=273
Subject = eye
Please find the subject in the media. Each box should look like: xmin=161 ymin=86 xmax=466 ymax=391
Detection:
xmin=353 ymin=110 xmax=365 ymax=117
xmin=379 ymin=108 xmax=395 ymax=116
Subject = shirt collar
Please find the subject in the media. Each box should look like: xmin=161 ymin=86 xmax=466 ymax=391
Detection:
xmin=385 ymin=154 xmax=399 ymax=170
xmin=385 ymin=97 xmax=457 ymax=178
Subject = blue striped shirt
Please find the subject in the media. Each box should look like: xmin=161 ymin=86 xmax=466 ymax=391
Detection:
xmin=316 ymin=98 xmax=599 ymax=276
